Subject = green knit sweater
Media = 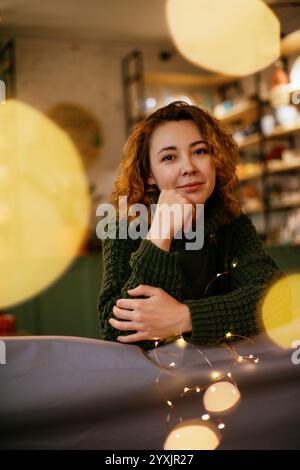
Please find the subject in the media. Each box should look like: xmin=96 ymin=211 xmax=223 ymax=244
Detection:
xmin=97 ymin=190 xmax=283 ymax=351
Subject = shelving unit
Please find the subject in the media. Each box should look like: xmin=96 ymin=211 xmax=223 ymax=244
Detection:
xmin=235 ymin=119 xmax=300 ymax=148
xmin=238 ymin=157 xmax=300 ymax=182
xmin=214 ymin=99 xmax=259 ymax=124
xmin=122 ymin=50 xmax=146 ymax=135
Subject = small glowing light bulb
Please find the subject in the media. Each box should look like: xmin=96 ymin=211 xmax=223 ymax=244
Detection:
xmin=227 ymin=372 xmax=232 ymax=378
xmin=202 ymin=414 xmax=210 ymax=421
xmin=169 ymin=362 xmax=176 ymax=367
xmin=211 ymin=371 xmax=220 ymax=380
xmin=176 ymin=337 xmax=186 ymax=348
xmin=218 ymin=423 xmax=225 ymax=430
xmin=249 ymin=354 xmax=254 ymax=359
xmin=254 ymin=358 xmax=259 ymax=363
xmin=196 ymin=387 xmax=201 ymax=392
xmin=226 ymin=332 xmax=232 ymax=339
xmin=238 ymin=356 xmax=243 ymax=362
xmin=167 ymin=400 xmax=173 ymax=407
xmin=184 ymin=387 xmax=190 ymax=393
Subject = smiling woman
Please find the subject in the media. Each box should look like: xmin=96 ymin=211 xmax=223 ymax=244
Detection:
xmin=147 ymin=120 xmax=216 ymax=207
xmin=97 ymin=101 xmax=284 ymax=351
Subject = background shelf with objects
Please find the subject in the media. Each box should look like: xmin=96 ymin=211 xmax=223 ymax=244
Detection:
xmin=122 ymin=46 xmax=300 ymax=248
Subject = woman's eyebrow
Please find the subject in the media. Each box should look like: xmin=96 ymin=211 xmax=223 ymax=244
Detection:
xmin=157 ymin=145 xmax=177 ymax=156
xmin=190 ymin=140 xmax=209 ymax=148
xmin=157 ymin=140 xmax=208 ymax=156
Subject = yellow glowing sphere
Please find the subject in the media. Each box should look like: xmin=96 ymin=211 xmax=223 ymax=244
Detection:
xmin=164 ymin=419 xmax=220 ymax=450
xmin=0 ymin=99 xmax=91 ymax=308
xmin=203 ymin=381 xmax=241 ymax=413
xmin=166 ymin=0 xmax=280 ymax=76
xmin=262 ymin=274 xmax=300 ymax=349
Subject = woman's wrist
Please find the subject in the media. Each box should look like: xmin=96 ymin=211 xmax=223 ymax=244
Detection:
xmin=146 ymin=232 xmax=171 ymax=252
xmin=179 ymin=303 xmax=192 ymax=333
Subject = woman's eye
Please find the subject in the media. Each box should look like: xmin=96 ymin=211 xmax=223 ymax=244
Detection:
xmin=194 ymin=148 xmax=208 ymax=155
xmin=162 ymin=155 xmax=175 ymax=161
xmin=162 ymin=148 xmax=208 ymax=161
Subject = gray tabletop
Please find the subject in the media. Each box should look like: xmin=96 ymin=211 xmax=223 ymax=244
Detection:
xmin=0 ymin=333 xmax=299 ymax=450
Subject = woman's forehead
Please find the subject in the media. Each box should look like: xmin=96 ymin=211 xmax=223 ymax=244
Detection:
xmin=150 ymin=120 xmax=204 ymax=151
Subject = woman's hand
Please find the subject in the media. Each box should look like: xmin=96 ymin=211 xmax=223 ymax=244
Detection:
xmin=147 ymin=188 xmax=196 ymax=243
xmin=109 ymin=284 xmax=192 ymax=343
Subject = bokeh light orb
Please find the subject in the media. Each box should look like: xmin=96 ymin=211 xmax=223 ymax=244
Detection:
xmin=262 ymin=274 xmax=300 ymax=349
xmin=203 ymin=381 xmax=241 ymax=413
xmin=166 ymin=0 xmax=280 ymax=76
xmin=176 ymin=337 xmax=187 ymax=349
xmin=0 ymin=99 xmax=91 ymax=308
xmin=164 ymin=419 xmax=220 ymax=450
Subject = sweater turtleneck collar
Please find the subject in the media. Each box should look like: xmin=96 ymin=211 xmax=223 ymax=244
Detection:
xmin=202 ymin=188 xmax=225 ymax=239
xmin=148 ymin=186 xmax=225 ymax=245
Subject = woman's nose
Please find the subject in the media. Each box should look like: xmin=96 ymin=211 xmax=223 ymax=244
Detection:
xmin=181 ymin=157 xmax=197 ymax=174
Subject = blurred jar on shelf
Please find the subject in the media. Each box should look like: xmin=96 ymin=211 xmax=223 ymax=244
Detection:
xmin=279 ymin=208 xmax=300 ymax=245
xmin=275 ymin=105 xmax=299 ymax=127
xmin=261 ymin=114 xmax=275 ymax=135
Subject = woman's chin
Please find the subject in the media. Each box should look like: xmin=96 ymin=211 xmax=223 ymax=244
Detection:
xmin=189 ymin=195 xmax=207 ymax=206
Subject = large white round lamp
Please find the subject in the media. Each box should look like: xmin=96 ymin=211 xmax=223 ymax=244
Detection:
xmin=166 ymin=0 xmax=280 ymax=76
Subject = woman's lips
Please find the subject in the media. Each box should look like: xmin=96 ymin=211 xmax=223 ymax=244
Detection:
xmin=179 ymin=183 xmax=203 ymax=193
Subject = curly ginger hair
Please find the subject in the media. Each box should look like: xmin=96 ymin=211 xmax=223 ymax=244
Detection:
xmin=109 ymin=101 xmax=241 ymax=224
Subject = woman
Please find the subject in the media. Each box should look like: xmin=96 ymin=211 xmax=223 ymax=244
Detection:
xmin=97 ymin=101 xmax=283 ymax=351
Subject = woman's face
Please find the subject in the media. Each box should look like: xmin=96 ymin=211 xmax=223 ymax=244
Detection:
xmin=147 ymin=120 xmax=216 ymax=205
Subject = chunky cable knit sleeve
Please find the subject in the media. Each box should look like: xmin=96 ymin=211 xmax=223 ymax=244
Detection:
xmin=97 ymin=218 xmax=183 ymax=350
xmin=182 ymin=213 xmax=284 ymax=345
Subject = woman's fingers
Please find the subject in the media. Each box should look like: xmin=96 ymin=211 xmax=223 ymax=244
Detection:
xmin=113 ymin=305 xmax=136 ymax=319
xmin=109 ymin=317 xmax=140 ymax=331
xmin=153 ymin=188 xmax=196 ymax=239
xmin=116 ymin=298 xmax=139 ymax=310
xmin=117 ymin=332 xmax=147 ymax=343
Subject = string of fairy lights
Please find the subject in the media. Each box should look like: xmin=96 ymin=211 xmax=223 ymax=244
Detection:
xmin=151 ymin=332 xmax=260 ymax=450
xmin=147 ymin=271 xmax=300 ymax=449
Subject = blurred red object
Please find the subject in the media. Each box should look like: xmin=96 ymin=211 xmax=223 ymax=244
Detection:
xmin=265 ymin=145 xmax=285 ymax=161
xmin=0 ymin=313 xmax=16 ymax=335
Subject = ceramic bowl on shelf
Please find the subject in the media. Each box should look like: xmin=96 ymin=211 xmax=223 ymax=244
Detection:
xmin=275 ymin=105 xmax=299 ymax=127
xmin=261 ymin=114 xmax=275 ymax=135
